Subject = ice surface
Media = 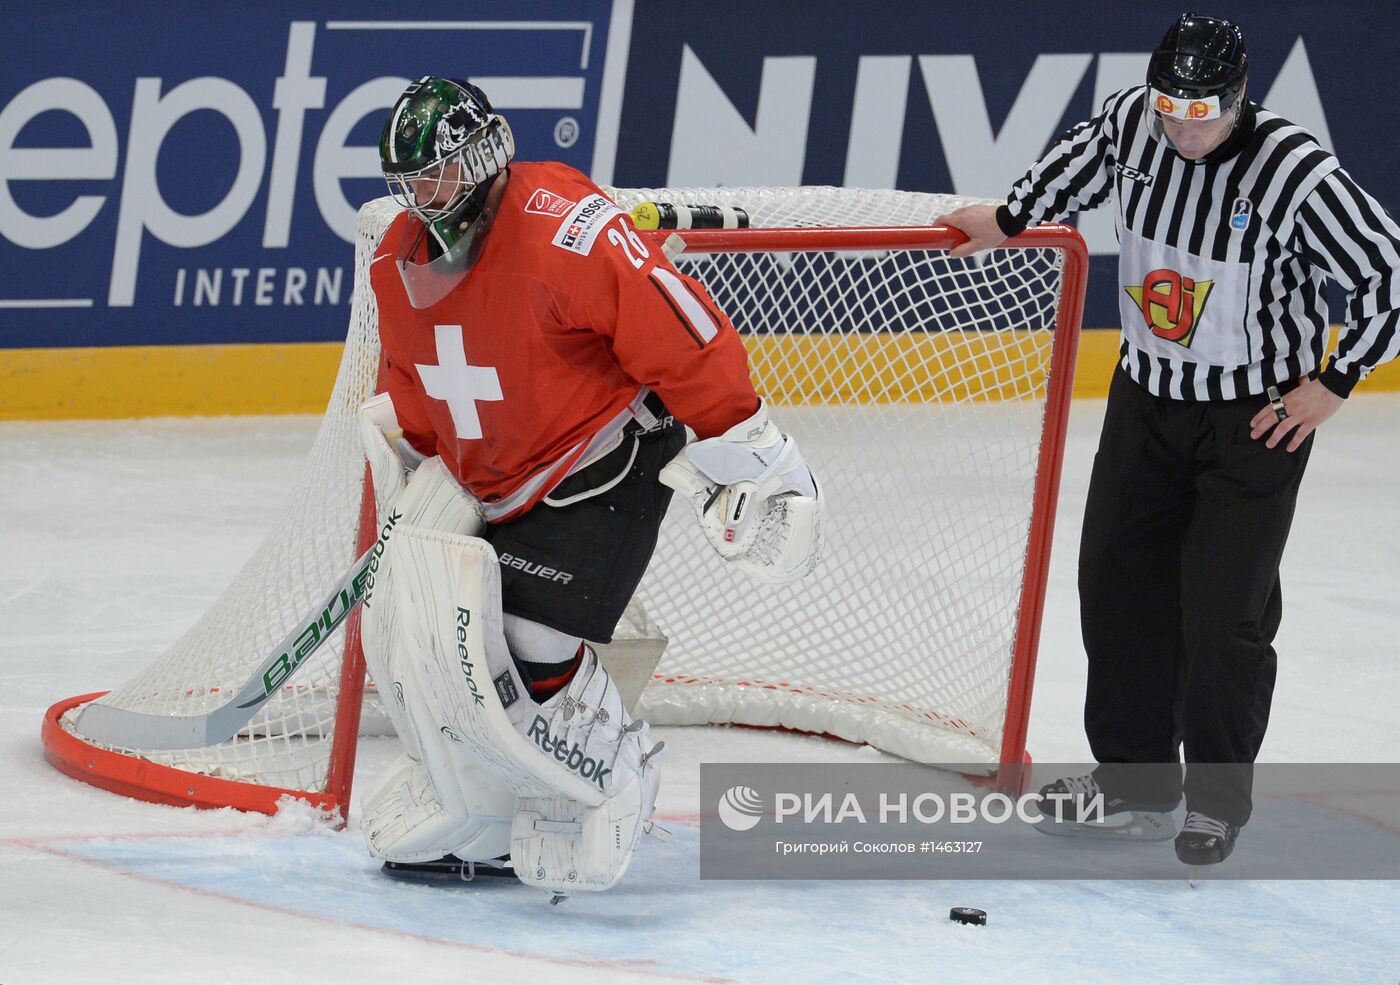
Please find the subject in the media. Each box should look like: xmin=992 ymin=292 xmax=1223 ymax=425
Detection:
xmin=3 ymin=398 xmax=1399 ymax=983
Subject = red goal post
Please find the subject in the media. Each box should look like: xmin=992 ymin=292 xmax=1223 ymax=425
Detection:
xmin=622 ymin=221 xmax=1086 ymax=787
xmin=43 ymin=188 xmax=1087 ymax=817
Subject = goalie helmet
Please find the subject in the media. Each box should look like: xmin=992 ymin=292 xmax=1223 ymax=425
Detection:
xmin=379 ymin=76 xmax=515 ymax=223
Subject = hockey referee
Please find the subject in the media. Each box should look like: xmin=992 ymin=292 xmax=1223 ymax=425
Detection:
xmin=943 ymin=12 xmax=1400 ymax=865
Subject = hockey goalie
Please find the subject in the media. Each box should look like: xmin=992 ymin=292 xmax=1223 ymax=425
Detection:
xmin=354 ymin=76 xmax=825 ymax=898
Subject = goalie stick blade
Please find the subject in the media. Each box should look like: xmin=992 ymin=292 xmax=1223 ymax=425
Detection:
xmin=72 ymin=540 xmax=382 ymax=752
xmin=74 ymin=700 xmax=228 ymax=752
xmin=380 ymin=855 xmax=519 ymax=884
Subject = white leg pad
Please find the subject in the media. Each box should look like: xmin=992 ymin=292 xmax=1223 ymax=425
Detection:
xmin=359 ymin=452 xmax=485 ymax=757
xmin=511 ymin=782 xmax=649 ymax=893
xmin=361 ymin=752 xmax=513 ymax=863
xmin=354 ymin=439 xmax=509 ymax=862
xmin=388 ymin=522 xmax=665 ymax=895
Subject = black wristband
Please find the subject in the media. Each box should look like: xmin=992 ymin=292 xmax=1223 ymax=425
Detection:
xmin=995 ymin=204 xmax=1029 ymax=238
xmin=1318 ymin=363 xmax=1357 ymax=399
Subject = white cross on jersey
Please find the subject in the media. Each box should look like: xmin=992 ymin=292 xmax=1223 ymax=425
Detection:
xmin=415 ymin=325 xmax=503 ymax=440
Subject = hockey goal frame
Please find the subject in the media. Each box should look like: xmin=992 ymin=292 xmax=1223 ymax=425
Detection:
xmin=42 ymin=219 xmax=1087 ymax=818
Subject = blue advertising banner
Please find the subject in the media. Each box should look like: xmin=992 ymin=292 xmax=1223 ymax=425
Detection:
xmin=1 ymin=1 xmax=620 ymax=347
xmin=3 ymin=1 xmax=1396 ymax=349
xmin=611 ymin=0 xmax=1398 ymax=331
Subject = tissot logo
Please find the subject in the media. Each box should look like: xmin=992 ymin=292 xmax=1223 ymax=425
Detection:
xmin=552 ymin=194 xmax=622 ymax=255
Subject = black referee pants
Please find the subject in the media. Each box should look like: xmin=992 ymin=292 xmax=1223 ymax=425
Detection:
xmin=1080 ymin=368 xmax=1312 ymax=827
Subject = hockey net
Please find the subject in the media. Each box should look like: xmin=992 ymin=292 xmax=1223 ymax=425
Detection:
xmin=43 ymin=186 xmax=1086 ymax=817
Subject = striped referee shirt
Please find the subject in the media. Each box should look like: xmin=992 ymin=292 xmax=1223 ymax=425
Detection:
xmin=996 ymin=85 xmax=1400 ymax=401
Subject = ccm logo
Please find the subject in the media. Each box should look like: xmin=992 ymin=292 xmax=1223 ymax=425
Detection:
xmin=1115 ymin=163 xmax=1154 ymax=186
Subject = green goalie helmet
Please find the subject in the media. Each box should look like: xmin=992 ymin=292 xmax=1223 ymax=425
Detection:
xmin=379 ymin=76 xmax=515 ymax=223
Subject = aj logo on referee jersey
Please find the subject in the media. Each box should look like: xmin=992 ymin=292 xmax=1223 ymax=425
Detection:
xmin=1125 ymin=268 xmax=1214 ymax=348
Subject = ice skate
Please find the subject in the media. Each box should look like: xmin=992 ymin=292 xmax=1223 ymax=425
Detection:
xmin=1175 ymin=812 xmax=1239 ymax=865
xmin=1033 ymin=774 xmax=1177 ymax=842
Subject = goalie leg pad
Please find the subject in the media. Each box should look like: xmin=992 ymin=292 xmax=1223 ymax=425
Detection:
xmin=358 ymin=392 xmax=412 ymax=525
xmin=386 ymin=522 xmax=665 ymax=894
xmin=361 ymin=752 xmax=513 ymax=864
xmin=356 ymin=449 xmax=509 ymax=862
xmin=360 ymin=453 xmax=485 ymax=756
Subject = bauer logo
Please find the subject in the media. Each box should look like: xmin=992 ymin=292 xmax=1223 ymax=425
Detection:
xmin=718 ymin=785 xmax=766 ymax=831
xmin=0 ymin=8 xmax=615 ymax=348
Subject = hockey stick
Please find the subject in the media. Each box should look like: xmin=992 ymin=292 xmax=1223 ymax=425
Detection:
xmin=72 ymin=511 xmax=399 ymax=752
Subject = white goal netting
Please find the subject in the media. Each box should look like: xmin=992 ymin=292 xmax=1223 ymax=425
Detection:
xmin=51 ymin=186 xmax=1080 ymax=809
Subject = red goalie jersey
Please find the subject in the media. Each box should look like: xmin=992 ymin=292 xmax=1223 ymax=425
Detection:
xmin=370 ymin=162 xmax=760 ymax=522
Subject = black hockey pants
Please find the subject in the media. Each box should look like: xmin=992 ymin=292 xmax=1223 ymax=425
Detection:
xmin=1080 ymin=368 xmax=1312 ymax=827
xmin=485 ymin=397 xmax=686 ymax=645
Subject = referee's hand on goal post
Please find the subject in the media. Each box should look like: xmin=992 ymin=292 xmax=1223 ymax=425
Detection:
xmin=939 ymin=204 xmax=1009 ymax=258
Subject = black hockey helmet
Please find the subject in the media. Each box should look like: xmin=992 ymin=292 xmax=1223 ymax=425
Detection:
xmin=1147 ymin=13 xmax=1249 ymax=115
xmin=379 ymin=76 xmax=514 ymax=222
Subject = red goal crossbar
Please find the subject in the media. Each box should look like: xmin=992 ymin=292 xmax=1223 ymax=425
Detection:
xmin=42 ymin=223 xmax=1088 ymax=813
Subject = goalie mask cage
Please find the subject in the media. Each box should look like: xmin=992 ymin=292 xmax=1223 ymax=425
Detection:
xmin=43 ymin=186 xmax=1086 ymax=818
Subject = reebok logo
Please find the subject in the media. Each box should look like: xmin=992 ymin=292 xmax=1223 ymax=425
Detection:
xmin=455 ymin=607 xmax=486 ymax=707
xmin=527 ymin=715 xmax=612 ymax=789
xmin=494 ymin=670 xmax=520 ymax=709
xmin=361 ymin=509 xmax=402 ymax=610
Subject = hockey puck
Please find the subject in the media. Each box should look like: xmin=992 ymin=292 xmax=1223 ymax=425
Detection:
xmin=948 ymin=906 xmax=987 ymax=926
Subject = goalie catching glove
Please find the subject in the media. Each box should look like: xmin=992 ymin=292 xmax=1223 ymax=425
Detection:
xmin=659 ymin=399 xmax=824 ymax=585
